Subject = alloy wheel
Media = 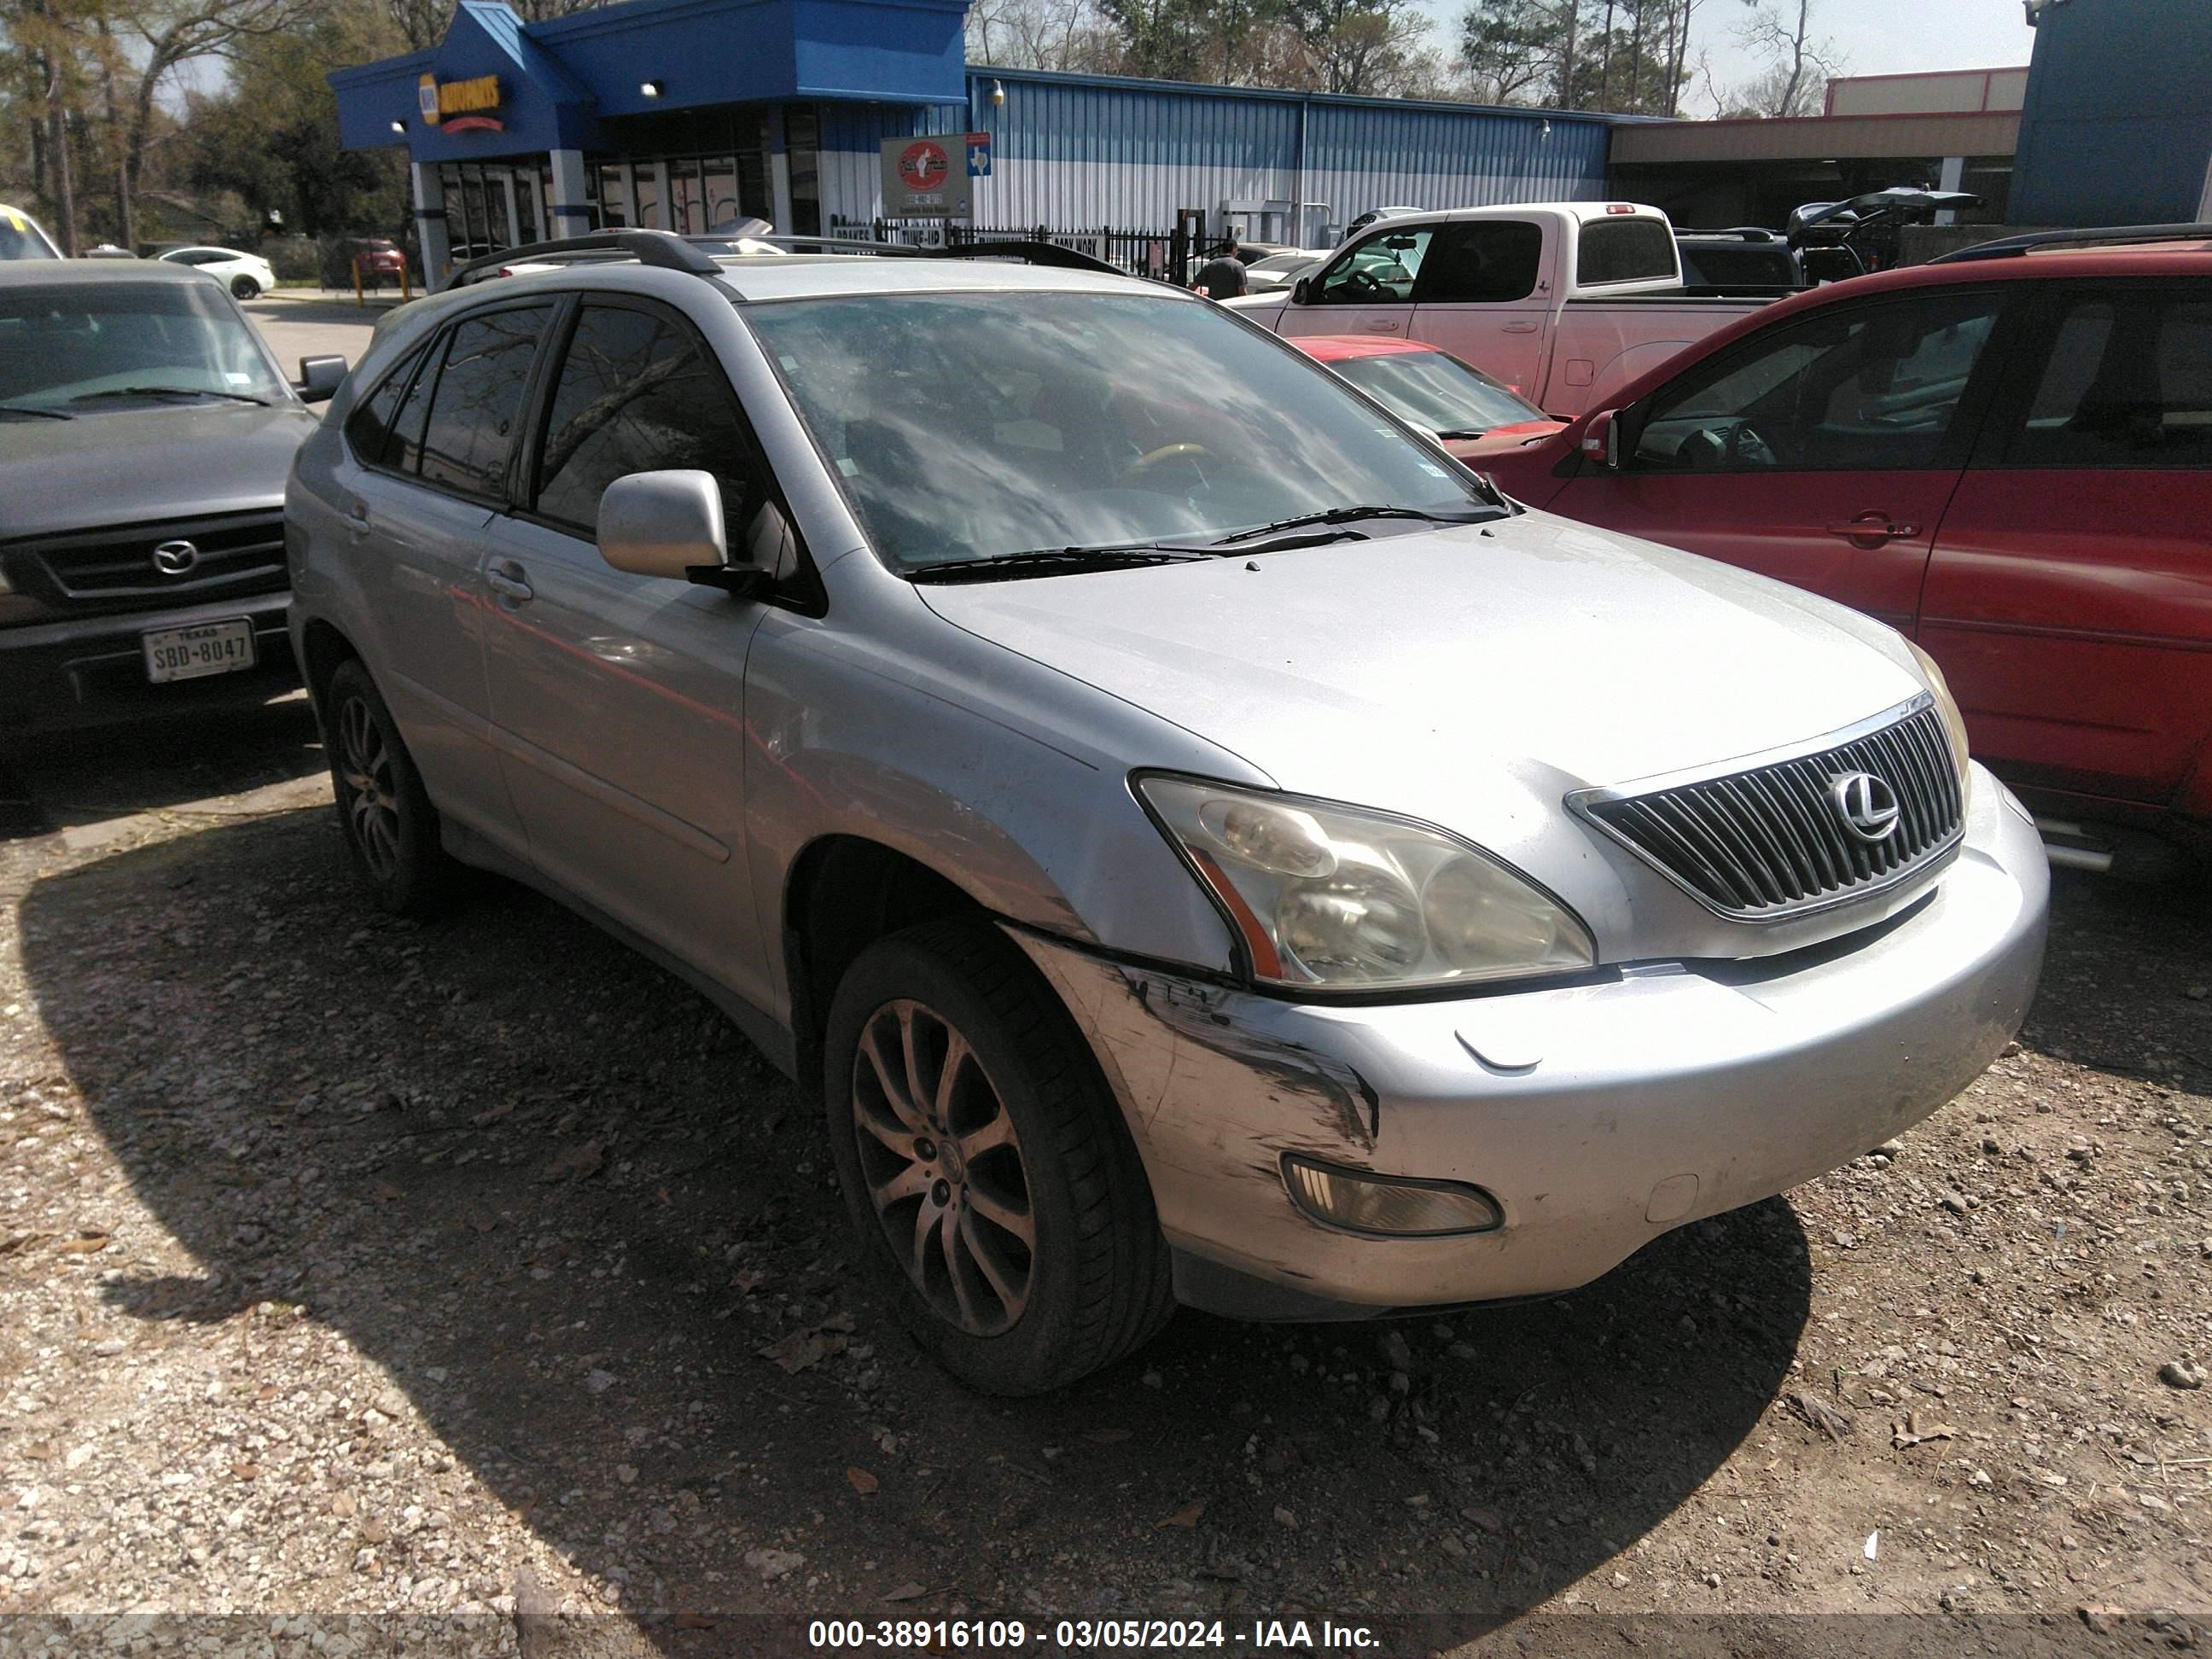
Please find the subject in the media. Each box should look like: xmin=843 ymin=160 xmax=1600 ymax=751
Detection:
xmin=338 ymin=694 xmax=400 ymax=880
xmin=850 ymin=998 xmax=1034 ymax=1336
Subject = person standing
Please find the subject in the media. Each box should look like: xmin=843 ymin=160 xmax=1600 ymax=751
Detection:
xmin=1192 ymin=238 xmax=1248 ymax=300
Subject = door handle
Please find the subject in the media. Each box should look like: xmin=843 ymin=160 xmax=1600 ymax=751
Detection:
xmin=1501 ymin=320 xmax=1540 ymax=334
xmin=485 ymin=559 xmax=533 ymax=602
xmin=1362 ymin=317 xmax=1402 ymax=334
xmin=343 ymin=502 xmax=370 ymax=537
xmin=1824 ymin=512 xmax=1920 ymax=548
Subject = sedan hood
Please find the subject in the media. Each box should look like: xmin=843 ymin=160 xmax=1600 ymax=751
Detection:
xmin=919 ymin=511 xmax=1928 ymax=912
xmin=0 ymin=403 xmax=318 ymax=540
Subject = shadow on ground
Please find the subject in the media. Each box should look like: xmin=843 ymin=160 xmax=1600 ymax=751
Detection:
xmin=21 ymin=800 xmax=1813 ymax=1650
xmin=1 ymin=696 xmax=323 ymax=840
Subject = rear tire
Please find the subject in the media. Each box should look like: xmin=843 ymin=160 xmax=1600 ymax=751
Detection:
xmin=230 ymin=275 xmax=259 ymax=300
xmin=324 ymin=659 xmax=454 ymax=917
xmin=824 ymin=919 xmax=1173 ymax=1394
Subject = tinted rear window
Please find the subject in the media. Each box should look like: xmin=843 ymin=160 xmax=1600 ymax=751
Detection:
xmin=415 ymin=306 xmax=552 ymax=499
xmin=1578 ymin=218 xmax=1679 ymax=287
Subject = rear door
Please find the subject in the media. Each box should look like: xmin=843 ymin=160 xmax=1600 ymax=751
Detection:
xmin=334 ymin=302 xmax=555 ymax=851
xmin=1546 ymin=286 xmax=2011 ymax=632
xmin=1274 ymin=224 xmax=1433 ymax=344
xmin=1406 ymin=218 xmax=1551 ymax=400
xmin=477 ymin=295 xmax=783 ymax=1006
xmin=1918 ymin=278 xmax=2212 ymax=805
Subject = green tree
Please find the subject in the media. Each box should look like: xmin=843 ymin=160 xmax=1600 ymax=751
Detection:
xmin=183 ymin=0 xmax=409 ymax=237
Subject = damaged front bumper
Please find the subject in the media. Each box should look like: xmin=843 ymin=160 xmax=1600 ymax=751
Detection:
xmin=1010 ymin=765 xmax=2049 ymax=1320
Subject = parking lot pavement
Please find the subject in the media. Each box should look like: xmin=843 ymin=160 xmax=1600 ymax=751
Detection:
xmin=0 ymin=721 xmax=2204 ymax=1649
xmin=242 ymin=294 xmax=388 ymax=380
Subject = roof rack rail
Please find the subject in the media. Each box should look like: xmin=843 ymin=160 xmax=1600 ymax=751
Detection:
xmin=445 ymin=229 xmax=725 ymax=289
xmin=760 ymin=235 xmax=1127 ymax=277
xmin=1929 ymin=223 xmax=2212 ymax=264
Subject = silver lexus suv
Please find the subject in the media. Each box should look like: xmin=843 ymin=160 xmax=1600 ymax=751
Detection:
xmin=287 ymin=233 xmax=2048 ymax=1394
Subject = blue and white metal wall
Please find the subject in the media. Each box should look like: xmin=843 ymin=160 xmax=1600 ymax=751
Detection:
xmin=817 ymin=69 xmax=1612 ymax=238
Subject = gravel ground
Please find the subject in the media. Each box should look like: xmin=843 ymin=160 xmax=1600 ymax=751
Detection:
xmin=0 ymin=709 xmax=2204 ymax=1656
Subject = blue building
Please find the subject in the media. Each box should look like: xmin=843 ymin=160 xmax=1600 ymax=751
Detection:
xmin=329 ymin=0 xmax=1614 ymax=282
xmin=2010 ymin=0 xmax=2212 ymax=226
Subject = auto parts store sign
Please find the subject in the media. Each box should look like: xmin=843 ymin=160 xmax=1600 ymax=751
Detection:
xmin=418 ymin=73 xmax=504 ymax=133
xmin=881 ymin=136 xmax=974 ymax=218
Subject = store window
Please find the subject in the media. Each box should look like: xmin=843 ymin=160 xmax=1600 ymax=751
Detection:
xmin=785 ymin=105 xmax=821 ymax=237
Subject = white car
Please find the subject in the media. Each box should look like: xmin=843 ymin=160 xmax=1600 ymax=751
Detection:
xmin=157 ymin=245 xmax=277 ymax=300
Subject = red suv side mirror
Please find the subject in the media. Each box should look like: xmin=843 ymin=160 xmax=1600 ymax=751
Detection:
xmin=1580 ymin=408 xmax=1623 ymax=469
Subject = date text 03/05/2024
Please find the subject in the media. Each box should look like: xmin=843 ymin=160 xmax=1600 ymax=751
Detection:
xmin=806 ymin=1618 xmax=1382 ymax=1650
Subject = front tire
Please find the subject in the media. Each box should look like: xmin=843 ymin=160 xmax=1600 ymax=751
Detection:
xmin=230 ymin=274 xmax=260 ymax=300
xmin=324 ymin=659 xmax=454 ymax=916
xmin=824 ymin=920 xmax=1173 ymax=1394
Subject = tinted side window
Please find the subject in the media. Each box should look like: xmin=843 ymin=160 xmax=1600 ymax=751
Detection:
xmin=1632 ymin=292 xmax=2001 ymax=473
xmin=1315 ymin=228 xmax=1431 ymax=305
xmin=416 ymin=306 xmax=553 ymax=499
xmin=343 ymin=344 xmax=426 ymax=469
xmin=1413 ymin=221 xmax=1542 ymax=304
xmin=1578 ymin=218 xmax=1679 ymax=287
xmin=533 ymin=304 xmax=767 ymax=534
xmin=2005 ymin=288 xmax=2212 ymax=469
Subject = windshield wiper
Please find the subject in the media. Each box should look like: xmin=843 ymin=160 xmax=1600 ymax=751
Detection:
xmin=71 ymin=386 xmax=271 ymax=407
xmin=1210 ymin=504 xmax=1497 ymax=546
xmin=910 ymin=544 xmax=1214 ymax=585
xmin=0 ymin=404 xmax=72 ymax=421
xmin=1433 ymin=428 xmax=1488 ymax=440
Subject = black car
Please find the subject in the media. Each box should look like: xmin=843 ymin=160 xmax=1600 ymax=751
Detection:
xmin=0 ymin=262 xmax=344 ymax=725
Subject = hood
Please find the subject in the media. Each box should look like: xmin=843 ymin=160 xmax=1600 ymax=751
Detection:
xmin=919 ymin=509 xmax=1926 ymax=872
xmin=0 ymin=402 xmax=318 ymax=540
xmin=1443 ymin=420 xmax=1566 ymax=463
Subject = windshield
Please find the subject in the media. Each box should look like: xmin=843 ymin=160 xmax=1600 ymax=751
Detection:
xmin=0 ymin=280 xmax=288 ymax=408
xmin=1327 ymin=349 xmax=1547 ymax=435
xmin=2 ymin=209 xmax=59 ymax=260
xmin=747 ymin=289 xmax=1493 ymax=572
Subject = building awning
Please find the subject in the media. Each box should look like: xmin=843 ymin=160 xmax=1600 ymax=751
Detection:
xmin=330 ymin=0 xmax=969 ymax=162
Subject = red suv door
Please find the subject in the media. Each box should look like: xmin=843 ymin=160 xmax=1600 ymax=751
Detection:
xmin=1918 ymin=279 xmax=2212 ymax=807
xmin=1542 ymin=288 xmax=2010 ymax=632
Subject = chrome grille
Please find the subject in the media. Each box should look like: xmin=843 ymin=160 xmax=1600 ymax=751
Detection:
xmin=1575 ymin=702 xmax=1965 ymax=919
xmin=12 ymin=510 xmax=286 ymax=608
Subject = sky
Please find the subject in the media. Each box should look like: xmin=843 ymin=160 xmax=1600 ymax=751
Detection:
xmin=1419 ymin=0 xmax=2040 ymax=113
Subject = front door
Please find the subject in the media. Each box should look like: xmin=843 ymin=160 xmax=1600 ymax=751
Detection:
xmin=1276 ymin=222 xmax=1433 ymax=343
xmin=1548 ymin=288 xmax=2009 ymax=633
xmin=1406 ymin=217 xmax=1552 ymax=400
xmin=1918 ymin=280 xmax=2212 ymax=804
xmin=478 ymin=297 xmax=782 ymax=1005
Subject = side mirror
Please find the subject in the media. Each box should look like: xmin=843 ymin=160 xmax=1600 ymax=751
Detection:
xmin=297 ymin=355 xmax=347 ymax=403
xmin=1580 ymin=408 xmax=1623 ymax=469
xmin=599 ymin=469 xmax=770 ymax=597
xmin=1289 ymin=276 xmax=1313 ymax=306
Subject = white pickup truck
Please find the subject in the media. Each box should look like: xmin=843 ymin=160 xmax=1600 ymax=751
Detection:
xmin=1225 ymin=201 xmax=1777 ymax=418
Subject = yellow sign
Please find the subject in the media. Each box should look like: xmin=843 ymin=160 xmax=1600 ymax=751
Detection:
xmin=416 ymin=72 xmax=501 ymax=126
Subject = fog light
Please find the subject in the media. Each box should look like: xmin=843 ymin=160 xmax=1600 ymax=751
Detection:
xmin=1283 ymin=1155 xmax=1503 ymax=1237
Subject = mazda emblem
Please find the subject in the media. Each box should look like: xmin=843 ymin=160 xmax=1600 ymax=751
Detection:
xmin=1829 ymin=771 xmax=1901 ymax=841
xmin=151 ymin=539 xmax=200 ymax=576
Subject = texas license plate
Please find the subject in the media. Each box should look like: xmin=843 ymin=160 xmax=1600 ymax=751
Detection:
xmin=142 ymin=618 xmax=257 ymax=684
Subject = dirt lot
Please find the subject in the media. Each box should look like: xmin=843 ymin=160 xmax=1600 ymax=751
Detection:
xmin=0 ymin=704 xmax=2204 ymax=1656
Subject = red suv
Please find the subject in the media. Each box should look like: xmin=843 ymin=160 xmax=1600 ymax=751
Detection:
xmin=1484 ymin=229 xmax=2212 ymax=865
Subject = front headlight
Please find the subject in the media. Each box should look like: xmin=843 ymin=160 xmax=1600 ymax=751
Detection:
xmin=1135 ymin=776 xmax=1594 ymax=992
xmin=1906 ymin=640 xmax=1970 ymax=783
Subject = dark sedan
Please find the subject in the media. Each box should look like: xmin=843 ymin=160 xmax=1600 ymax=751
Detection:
xmin=0 ymin=262 xmax=343 ymax=725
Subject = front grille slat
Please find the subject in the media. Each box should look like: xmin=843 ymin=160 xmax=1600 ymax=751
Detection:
xmin=1580 ymin=704 xmax=1966 ymax=920
xmin=13 ymin=512 xmax=285 ymax=604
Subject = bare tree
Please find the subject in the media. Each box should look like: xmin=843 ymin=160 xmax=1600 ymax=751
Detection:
xmin=1730 ymin=0 xmax=1839 ymax=118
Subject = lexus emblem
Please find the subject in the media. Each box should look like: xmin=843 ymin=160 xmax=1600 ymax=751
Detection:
xmin=151 ymin=539 xmax=200 ymax=576
xmin=1829 ymin=771 xmax=1901 ymax=841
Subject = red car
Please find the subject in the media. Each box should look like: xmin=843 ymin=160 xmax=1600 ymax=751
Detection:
xmin=1483 ymin=230 xmax=2212 ymax=865
xmin=1289 ymin=335 xmax=1566 ymax=464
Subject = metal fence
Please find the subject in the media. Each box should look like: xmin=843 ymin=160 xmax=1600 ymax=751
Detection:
xmin=826 ymin=216 xmax=1195 ymax=285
